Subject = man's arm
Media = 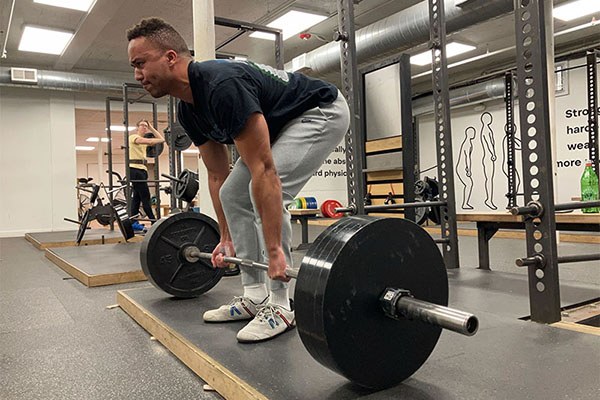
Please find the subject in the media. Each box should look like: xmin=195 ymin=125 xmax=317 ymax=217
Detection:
xmin=145 ymin=121 xmax=166 ymax=142
xmin=233 ymin=112 xmax=288 ymax=281
xmin=133 ymin=136 xmax=165 ymax=145
xmin=199 ymin=140 xmax=231 ymax=241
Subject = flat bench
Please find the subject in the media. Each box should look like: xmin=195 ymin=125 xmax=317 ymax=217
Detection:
xmin=457 ymin=212 xmax=600 ymax=270
xmin=290 ymin=209 xmax=320 ymax=250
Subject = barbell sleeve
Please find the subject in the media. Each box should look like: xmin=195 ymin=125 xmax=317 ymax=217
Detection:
xmin=380 ymin=288 xmax=479 ymax=336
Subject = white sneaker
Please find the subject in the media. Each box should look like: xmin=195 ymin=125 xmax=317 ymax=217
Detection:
xmin=203 ymin=296 xmax=267 ymax=323
xmin=236 ymin=304 xmax=296 ymax=343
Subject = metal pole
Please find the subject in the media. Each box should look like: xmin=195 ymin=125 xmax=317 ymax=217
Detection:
xmin=513 ymin=0 xmax=560 ymax=323
xmin=167 ymin=96 xmax=177 ymax=212
xmin=274 ymin=30 xmax=284 ymax=70
xmin=152 ymin=102 xmax=161 ymax=219
xmin=336 ymin=0 xmax=366 ymax=215
xmin=429 ymin=0 xmax=459 ymax=269
xmin=400 ymin=54 xmax=416 ymax=222
xmin=557 ymin=253 xmax=600 ymax=264
xmin=123 ymin=84 xmax=132 ymax=217
xmin=105 ymin=98 xmax=115 ymax=231
xmin=505 ymin=71 xmax=517 ymax=209
xmin=586 ymin=50 xmax=599 ymax=178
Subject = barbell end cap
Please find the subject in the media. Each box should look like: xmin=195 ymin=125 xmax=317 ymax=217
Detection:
xmin=515 ymin=258 xmax=525 ymax=267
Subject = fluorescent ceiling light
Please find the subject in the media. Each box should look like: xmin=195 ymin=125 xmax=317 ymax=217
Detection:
xmin=410 ymin=42 xmax=477 ymax=66
xmin=249 ymin=10 xmax=328 ymax=41
xmin=554 ymin=0 xmax=600 ymax=21
xmin=107 ymin=125 xmax=136 ymax=132
xmin=75 ymin=146 xmax=95 ymax=151
xmin=34 ymin=0 xmax=95 ymax=12
xmin=18 ymin=26 xmax=73 ymax=55
xmin=86 ymin=137 xmax=110 ymax=143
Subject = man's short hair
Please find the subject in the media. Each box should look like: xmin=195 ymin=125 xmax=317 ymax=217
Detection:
xmin=127 ymin=18 xmax=191 ymax=57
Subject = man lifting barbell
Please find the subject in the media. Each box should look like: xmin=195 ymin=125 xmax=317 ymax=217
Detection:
xmin=129 ymin=119 xmax=166 ymax=230
xmin=127 ymin=18 xmax=350 ymax=342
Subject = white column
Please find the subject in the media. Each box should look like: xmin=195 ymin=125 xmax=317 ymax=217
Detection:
xmin=192 ymin=0 xmax=217 ymax=219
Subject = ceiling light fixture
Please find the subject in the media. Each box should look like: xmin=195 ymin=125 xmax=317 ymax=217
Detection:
xmin=554 ymin=0 xmax=600 ymax=22
xmin=249 ymin=10 xmax=328 ymax=41
xmin=410 ymin=42 xmax=477 ymax=66
xmin=18 ymin=26 xmax=74 ymax=55
xmin=75 ymin=146 xmax=95 ymax=151
xmin=86 ymin=137 xmax=110 ymax=143
xmin=34 ymin=0 xmax=95 ymax=12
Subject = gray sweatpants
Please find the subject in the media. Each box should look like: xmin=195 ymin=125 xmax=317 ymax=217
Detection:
xmin=219 ymin=91 xmax=350 ymax=291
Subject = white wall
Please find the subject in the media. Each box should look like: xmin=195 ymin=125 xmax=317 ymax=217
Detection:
xmin=0 ymin=87 xmax=77 ymax=237
xmin=418 ymin=57 xmax=598 ymax=210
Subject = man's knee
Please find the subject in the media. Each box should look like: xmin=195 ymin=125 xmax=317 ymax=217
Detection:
xmin=219 ymin=180 xmax=248 ymax=215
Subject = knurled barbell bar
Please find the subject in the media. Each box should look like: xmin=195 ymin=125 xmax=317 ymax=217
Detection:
xmin=140 ymin=212 xmax=478 ymax=389
xmin=335 ymin=200 xmax=447 ymax=215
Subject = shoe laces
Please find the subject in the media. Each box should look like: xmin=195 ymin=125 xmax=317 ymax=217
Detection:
xmin=256 ymin=304 xmax=279 ymax=323
xmin=228 ymin=296 xmax=246 ymax=306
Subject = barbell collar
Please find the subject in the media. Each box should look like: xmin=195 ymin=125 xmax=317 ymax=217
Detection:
xmin=380 ymin=288 xmax=479 ymax=337
xmin=187 ymin=249 xmax=299 ymax=279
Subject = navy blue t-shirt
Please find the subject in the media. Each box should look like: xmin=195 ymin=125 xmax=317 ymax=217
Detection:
xmin=177 ymin=60 xmax=338 ymax=146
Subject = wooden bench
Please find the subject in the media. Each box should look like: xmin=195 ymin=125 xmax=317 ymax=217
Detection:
xmin=290 ymin=209 xmax=320 ymax=250
xmin=457 ymin=212 xmax=600 ymax=270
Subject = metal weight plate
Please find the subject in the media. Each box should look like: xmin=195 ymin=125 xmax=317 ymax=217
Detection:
xmin=414 ymin=179 xmax=427 ymax=196
xmin=175 ymin=169 xmax=199 ymax=203
xmin=92 ymin=205 xmax=113 ymax=226
xmin=140 ymin=212 xmax=224 ymax=298
xmin=145 ymin=133 xmax=164 ymax=158
xmin=166 ymin=123 xmax=193 ymax=151
xmin=427 ymin=177 xmax=440 ymax=198
xmin=414 ymin=196 xmax=429 ymax=225
xmin=320 ymin=199 xmax=344 ymax=218
xmin=113 ymin=204 xmax=134 ymax=241
xmin=76 ymin=210 xmax=90 ymax=245
xmin=295 ymin=216 xmax=448 ymax=390
xmin=428 ymin=202 xmax=441 ymax=224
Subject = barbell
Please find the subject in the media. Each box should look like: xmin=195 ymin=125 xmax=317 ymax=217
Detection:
xmin=140 ymin=212 xmax=478 ymax=389
xmin=161 ymin=169 xmax=199 ymax=203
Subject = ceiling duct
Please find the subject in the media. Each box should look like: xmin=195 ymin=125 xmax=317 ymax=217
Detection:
xmin=412 ymin=77 xmax=507 ymax=116
xmin=0 ymin=66 xmax=139 ymax=95
xmin=293 ymin=0 xmax=513 ymax=79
